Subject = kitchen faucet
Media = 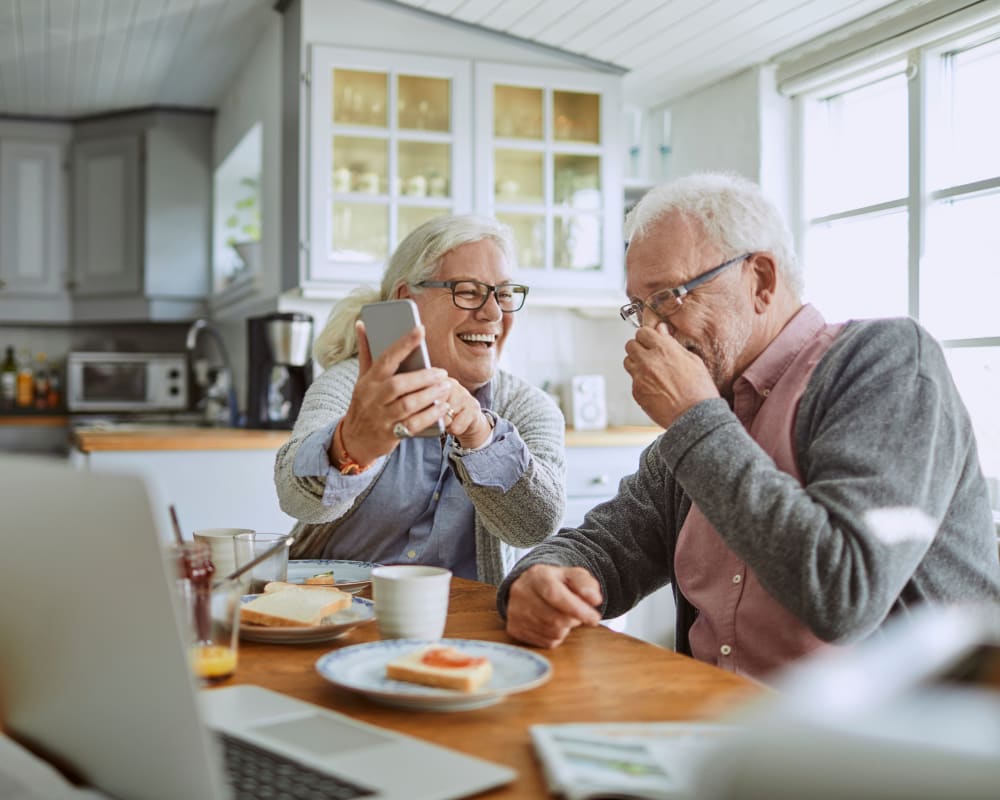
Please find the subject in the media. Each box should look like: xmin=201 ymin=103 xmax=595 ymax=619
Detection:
xmin=185 ymin=319 xmax=239 ymax=427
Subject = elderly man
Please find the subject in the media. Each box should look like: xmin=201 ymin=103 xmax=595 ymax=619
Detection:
xmin=498 ymin=172 xmax=1000 ymax=682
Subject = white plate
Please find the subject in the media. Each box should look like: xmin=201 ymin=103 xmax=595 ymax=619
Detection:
xmin=314 ymin=638 xmax=552 ymax=711
xmin=286 ymin=559 xmax=380 ymax=594
xmin=239 ymin=596 xmax=375 ymax=644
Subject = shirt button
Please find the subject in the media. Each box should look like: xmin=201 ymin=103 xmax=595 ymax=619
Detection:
xmin=720 ymin=644 xmax=732 ymax=656
xmin=406 ymin=550 xmax=416 ymax=559
xmin=732 ymin=574 xmax=742 ymax=584
xmin=762 ymin=388 xmax=771 ymax=396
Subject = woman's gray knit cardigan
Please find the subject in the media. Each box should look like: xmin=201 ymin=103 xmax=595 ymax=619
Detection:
xmin=274 ymin=359 xmax=567 ymax=586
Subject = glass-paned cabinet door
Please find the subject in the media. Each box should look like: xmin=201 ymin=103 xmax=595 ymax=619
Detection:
xmin=476 ymin=63 xmax=623 ymax=293
xmin=309 ymin=47 xmax=471 ymax=288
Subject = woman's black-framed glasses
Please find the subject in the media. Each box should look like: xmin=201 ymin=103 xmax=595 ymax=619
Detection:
xmin=416 ymin=280 xmax=530 ymax=312
xmin=619 ymin=252 xmax=752 ymax=328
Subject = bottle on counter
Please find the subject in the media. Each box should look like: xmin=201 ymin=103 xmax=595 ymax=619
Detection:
xmin=34 ymin=352 xmax=50 ymax=410
xmin=15 ymin=350 xmax=34 ymax=409
xmin=1 ymin=347 xmax=17 ymax=410
xmin=46 ymin=363 xmax=62 ymax=410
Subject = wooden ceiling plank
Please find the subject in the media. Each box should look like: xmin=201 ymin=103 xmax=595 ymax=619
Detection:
xmin=0 ymin=1 xmax=23 ymax=113
xmin=157 ymin=0 xmax=260 ymax=109
xmin=17 ymin=0 xmax=49 ymax=115
xmin=46 ymin=0 xmax=79 ymax=115
xmin=627 ymin=0 xmax=878 ymax=75
xmin=92 ymin=0 xmax=135 ymax=112
xmin=508 ymin=0 xmax=592 ymax=40
xmin=474 ymin=0 xmax=543 ymax=31
xmin=590 ymin=0 xmax=736 ymax=65
xmin=625 ymin=0 xmax=895 ymax=107
xmin=556 ymin=0 xmax=663 ymax=54
xmin=418 ymin=0 xmax=469 ymax=16
xmin=139 ymin=0 xmax=197 ymax=106
xmin=114 ymin=0 xmax=162 ymax=110
xmin=536 ymin=0 xmax=627 ymax=49
xmin=71 ymin=0 xmax=105 ymax=117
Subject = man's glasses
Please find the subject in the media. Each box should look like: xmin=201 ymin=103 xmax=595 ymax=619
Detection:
xmin=619 ymin=253 xmax=752 ymax=328
xmin=416 ymin=280 xmax=529 ymax=312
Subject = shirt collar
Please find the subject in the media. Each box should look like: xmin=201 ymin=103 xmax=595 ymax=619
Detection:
xmin=736 ymin=304 xmax=826 ymax=398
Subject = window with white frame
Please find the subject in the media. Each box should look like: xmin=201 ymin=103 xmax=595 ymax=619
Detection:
xmin=797 ymin=23 xmax=1000 ymax=502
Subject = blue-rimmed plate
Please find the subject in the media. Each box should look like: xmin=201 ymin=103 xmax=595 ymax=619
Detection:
xmin=315 ymin=638 xmax=552 ymax=711
xmin=239 ymin=596 xmax=375 ymax=644
xmin=287 ymin=559 xmax=380 ymax=594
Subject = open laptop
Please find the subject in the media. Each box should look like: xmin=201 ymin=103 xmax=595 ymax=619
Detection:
xmin=0 ymin=455 xmax=514 ymax=800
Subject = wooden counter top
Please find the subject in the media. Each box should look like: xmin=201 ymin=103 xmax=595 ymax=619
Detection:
xmin=565 ymin=425 xmax=662 ymax=447
xmin=73 ymin=426 xmax=292 ymax=452
xmin=0 ymin=414 xmax=69 ymax=427
xmin=70 ymin=424 xmax=663 ymax=453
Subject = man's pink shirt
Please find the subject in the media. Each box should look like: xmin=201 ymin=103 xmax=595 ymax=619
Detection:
xmin=674 ymin=304 xmax=844 ymax=681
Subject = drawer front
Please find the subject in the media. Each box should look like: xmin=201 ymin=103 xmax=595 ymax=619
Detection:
xmin=565 ymin=445 xmax=646 ymax=498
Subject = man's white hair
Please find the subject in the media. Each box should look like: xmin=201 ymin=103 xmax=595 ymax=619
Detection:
xmin=624 ymin=172 xmax=803 ymax=297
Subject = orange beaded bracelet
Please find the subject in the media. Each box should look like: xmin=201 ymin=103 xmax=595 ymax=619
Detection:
xmin=333 ymin=421 xmax=371 ymax=475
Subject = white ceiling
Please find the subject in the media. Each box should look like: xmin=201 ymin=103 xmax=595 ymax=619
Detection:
xmin=0 ymin=0 xmax=911 ymax=119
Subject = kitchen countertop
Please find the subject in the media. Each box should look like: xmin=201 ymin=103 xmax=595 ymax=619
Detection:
xmin=72 ymin=426 xmax=293 ymax=452
xmin=69 ymin=424 xmax=662 ymax=452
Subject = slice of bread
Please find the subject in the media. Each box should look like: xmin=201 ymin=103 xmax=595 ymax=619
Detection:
xmin=263 ymin=580 xmax=338 ymax=593
xmin=240 ymin=585 xmax=351 ymax=627
xmin=385 ymin=646 xmax=493 ymax=692
xmin=305 ymin=571 xmax=335 ymax=585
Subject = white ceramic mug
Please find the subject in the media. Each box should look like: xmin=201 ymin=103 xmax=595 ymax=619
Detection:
xmin=192 ymin=528 xmax=254 ymax=579
xmin=372 ymin=565 xmax=451 ymax=640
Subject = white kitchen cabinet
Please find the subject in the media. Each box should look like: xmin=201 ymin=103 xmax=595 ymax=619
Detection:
xmin=0 ymin=125 xmax=72 ymax=322
xmin=72 ymin=447 xmax=296 ymax=543
xmin=71 ymin=111 xmax=214 ymax=321
xmin=475 ymin=63 xmax=624 ymax=298
xmin=305 ymin=46 xmax=472 ymax=292
xmin=300 ymin=44 xmax=623 ymax=303
xmin=72 ymin=135 xmax=141 ymax=295
xmin=566 ymin=437 xmax=676 ymax=648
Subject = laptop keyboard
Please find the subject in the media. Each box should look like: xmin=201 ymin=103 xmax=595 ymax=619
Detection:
xmin=219 ymin=732 xmax=376 ymax=799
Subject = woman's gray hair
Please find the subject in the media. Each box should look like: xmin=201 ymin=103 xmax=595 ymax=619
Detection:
xmin=624 ymin=172 xmax=803 ymax=297
xmin=313 ymin=214 xmax=516 ymax=368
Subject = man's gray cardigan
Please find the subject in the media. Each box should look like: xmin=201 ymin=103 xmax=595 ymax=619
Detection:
xmin=499 ymin=318 xmax=1000 ymax=654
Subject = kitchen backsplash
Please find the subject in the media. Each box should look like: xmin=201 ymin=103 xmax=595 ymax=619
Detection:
xmin=279 ymin=297 xmax=649 ymax=428
xmin=0 ymin=306 xmax=649 ymax=427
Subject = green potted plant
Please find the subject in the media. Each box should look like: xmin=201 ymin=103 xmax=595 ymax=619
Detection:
xmin=225 ymin=176 xmax=261 ymax=275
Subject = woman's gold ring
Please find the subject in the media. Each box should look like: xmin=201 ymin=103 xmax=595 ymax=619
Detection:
xmin=445 ymin=405 xmax=456 ymax=420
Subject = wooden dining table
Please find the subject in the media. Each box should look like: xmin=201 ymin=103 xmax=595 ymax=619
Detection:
xmin=224 ymin=577 xmax=761 ymax=799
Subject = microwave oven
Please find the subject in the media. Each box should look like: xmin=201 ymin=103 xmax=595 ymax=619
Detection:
xmin=66 ymin=352 xmax=189 ymax=412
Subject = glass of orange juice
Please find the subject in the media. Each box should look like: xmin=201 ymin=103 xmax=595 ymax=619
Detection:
xmin=170 ymin=543 xmax=241 ymax=684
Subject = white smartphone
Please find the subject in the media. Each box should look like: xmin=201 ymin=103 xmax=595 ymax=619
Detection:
xmin=360 ymin=299 xmax=444 ymax=437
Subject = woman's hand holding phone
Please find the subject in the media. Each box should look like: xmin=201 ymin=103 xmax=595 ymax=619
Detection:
xmin=336 ymin=322 xmax=451 ymax=467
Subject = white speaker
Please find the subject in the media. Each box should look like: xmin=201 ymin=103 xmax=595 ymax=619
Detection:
xmin=565 ymin=375 xmax=608 ymax=430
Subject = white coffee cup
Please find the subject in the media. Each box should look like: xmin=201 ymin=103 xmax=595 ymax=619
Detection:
xmin=192 ymin=528 xmax=254 ymax=579
xmin=372 ymin=565 xmax=451 ymax=640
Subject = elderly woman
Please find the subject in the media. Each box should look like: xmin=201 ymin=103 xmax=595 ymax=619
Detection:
xmin=275 ymin=214 xmax=566 ymax=585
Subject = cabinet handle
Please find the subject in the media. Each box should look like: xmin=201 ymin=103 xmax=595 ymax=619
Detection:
xmin=590 ymin=475 xmax=609 ymax=485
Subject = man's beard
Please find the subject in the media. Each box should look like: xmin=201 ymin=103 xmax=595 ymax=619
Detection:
xmin=681 ymin=315 xmax=753 ymax=394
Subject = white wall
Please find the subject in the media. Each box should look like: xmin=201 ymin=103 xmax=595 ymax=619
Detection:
xmin=212 ymin=12 xmax=284 ymax=318
xmin=652 ymin=64 xmax=793 ymax=220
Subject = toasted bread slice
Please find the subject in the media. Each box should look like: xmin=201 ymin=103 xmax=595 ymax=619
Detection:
xmin=305 ymin=571 xmax=336 ymax=585
xmin=240 ymin=585 xmax=351 ymax=627
xmin=385 ymin=646 xmax=493 ymax=692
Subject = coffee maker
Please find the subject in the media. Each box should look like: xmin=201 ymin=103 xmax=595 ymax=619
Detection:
xmin=246 ymin=312 xmax=314 ymax=429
